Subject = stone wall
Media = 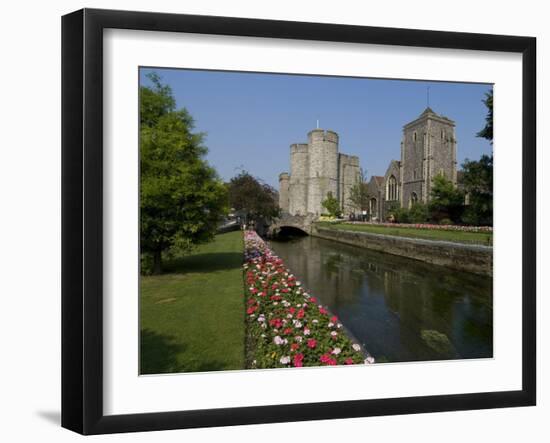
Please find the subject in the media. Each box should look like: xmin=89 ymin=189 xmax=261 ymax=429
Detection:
xmin=311 ymin=226 xmax=492 ymax=276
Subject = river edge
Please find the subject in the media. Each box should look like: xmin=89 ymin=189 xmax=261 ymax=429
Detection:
xmin=310 ymin=225 xmax=493 ymax=277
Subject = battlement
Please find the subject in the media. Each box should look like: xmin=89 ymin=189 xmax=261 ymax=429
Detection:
xmin=307 ymin=129 xmax=339 ymax=144
xmin=279 ymin=172 xmax=290 ymax=181
xmin=290 ymin=143 xmax=309 ymax=154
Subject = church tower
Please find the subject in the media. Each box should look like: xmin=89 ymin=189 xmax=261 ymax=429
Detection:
xmin=401 ymin=107 xmax=457 ymax=207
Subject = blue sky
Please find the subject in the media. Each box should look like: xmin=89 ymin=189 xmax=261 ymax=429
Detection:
xmin=140 ymin=68 xmax=492 ymax=188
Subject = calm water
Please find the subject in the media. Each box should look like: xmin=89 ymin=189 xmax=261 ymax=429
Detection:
xmin=269 ymin=235 xmax=493 ymax=363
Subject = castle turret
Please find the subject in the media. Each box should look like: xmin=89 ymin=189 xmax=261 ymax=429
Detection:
xmin=278 ymin=172 xmax=290 ymax=213
xmin=289 ymin=143 xmax=309 ymax=216
xmin=307 ymin=129 xmax=339 ymax=215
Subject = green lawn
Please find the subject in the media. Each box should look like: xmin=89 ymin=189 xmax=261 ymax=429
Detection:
xmin=140 ymin=230 xmax=245 ymax=374
xmin=316 ymin=222 xmax=493 ymax=246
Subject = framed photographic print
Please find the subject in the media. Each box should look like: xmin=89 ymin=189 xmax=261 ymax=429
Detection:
xmin=61 ymin=8 xmax=536 ymax=435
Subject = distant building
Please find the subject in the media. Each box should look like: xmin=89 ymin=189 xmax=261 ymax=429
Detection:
xmin=279 ymin=108 xmax=458 ymax=220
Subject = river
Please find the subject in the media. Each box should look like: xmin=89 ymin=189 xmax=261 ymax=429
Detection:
xmin=268 ymin=235 xmax=493 ymax=363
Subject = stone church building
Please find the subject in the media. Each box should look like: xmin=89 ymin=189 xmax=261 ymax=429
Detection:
xmin=279 ymin=107 xmax=457 ymax=220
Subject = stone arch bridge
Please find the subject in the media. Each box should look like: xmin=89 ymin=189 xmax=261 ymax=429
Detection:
xmin=268 ymin=213 xmax=317 ymax=237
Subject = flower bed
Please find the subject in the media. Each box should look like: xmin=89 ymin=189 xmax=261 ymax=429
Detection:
xmin=243 ymin=230 xmax=374 ymax=369
xmin=346 ymin=221 xmax=492 ymax=233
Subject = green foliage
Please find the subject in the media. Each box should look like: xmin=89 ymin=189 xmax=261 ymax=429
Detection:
xmin=408 ymin=202 xmax=429 ymax=223
xmin=228 ymin=171 xmax=280 ymax=221
xmin=428 ymin=174 xmax=465 ymax=224
xmin=321 ymin=192 xmax=341 ymax=217
xmin=461 ymin=155 xmax=493 ymax=226
xmin=391 ymin=207 xmax=410 ymax=223
xmin=349 ymin=168 xmax=370 ymax=211
xmin=476 ymin=90 xmax=493 ymax=143
xmin=140 ymin=73 xmax=228 ymax=274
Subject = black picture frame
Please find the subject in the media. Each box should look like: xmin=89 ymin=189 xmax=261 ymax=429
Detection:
xmin=62 ymin=8 xmax=536 ymax=435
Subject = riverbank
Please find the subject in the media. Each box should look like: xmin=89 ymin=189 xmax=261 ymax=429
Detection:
xmin=140 ymin=231 xmax=245 ymax=374
xmin=316 ymin=222 xmax=493 ymax=245
xmin=311 ymin=225 xmax=492 ymax=276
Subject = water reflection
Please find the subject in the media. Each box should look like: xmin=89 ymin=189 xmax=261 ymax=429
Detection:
xmin=269 ymin=235 xmax=493 ymax=363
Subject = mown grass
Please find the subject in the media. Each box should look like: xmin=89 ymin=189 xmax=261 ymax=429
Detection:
xmin=315 ymin=222 xmax=493 ymax=246
xmin=140 ymin=231 xmax=245 ymax=374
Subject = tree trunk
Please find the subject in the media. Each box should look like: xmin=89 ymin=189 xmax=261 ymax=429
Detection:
xmin=153 ymin=250 xmax=162 ymax=275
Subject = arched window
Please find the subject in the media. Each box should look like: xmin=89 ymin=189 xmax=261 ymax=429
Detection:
xmin=387 ymin=175 xmax=398 ymax=201
xmin=413 ymin=131 xmax=417 ymax=142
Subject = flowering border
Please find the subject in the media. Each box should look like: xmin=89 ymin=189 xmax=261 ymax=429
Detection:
xmin=343 ymin=221 xmax=493 ymax=233
xmin=243 ymin=230 xmax=374 ymax=369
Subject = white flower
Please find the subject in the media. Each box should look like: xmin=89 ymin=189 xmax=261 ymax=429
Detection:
xmin=274 ymin=336 xmax=285 ymax=345
xmin=296 ymin=281 xmax=301 ymax=286
xmin=287 ymin=314 xmax=293 ymax=319
xmin=303 ymin=328 xmax=311 ymax=336
xmin=330 ymin=331 xmax=338 ymax=337
xmin=273 ymin=302 xmax=278 ymax=306
xmin=295 ymin=336 xmax=303 ymax=343
xmin=328 ymin=322 xmax=334 ymax=328
xmin=280 ymin=356 xmax=290 ymax=365
xmin=261 ymin=323 xmax=267 ymax=329
xmin=293 ymin=320 xmax=303 ymax=328
xmin=332 ymin=348 xmax=341 ymax=355
xmin=352 ymin=344 xmax=361 ymax=352
xmin=364 ymin=356 xmax=375 ymax=364
xmin=312 ymin=319 xmax=319 ymax=324
xmin=337 ymin=323 xmax=343 ymax=329
xmin=296 ymin=304 xmax=302 ymax=308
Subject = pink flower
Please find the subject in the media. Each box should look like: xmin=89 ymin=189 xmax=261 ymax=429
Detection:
xmin=344 ymin=358 xmax=354 ymax=365
xmin=293 ymin=353 xmax=304 ymax=367
xmin=307 ymin=339 xmax=317 ymax=349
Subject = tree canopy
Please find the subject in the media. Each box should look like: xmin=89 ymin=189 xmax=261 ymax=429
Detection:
xmin=321 ymin=192 xmax=341 ymax=217
xmin=227 ymin=171 xmax=279 ymax=222
xmin=140 ymin=73 xmax=228 ymax=274
xmin=429 ymin=174 xmax=464 ymax=224
xmin=461 ymin=155 xmax=493 ymax=225
xmin=477 ymin=89 xmax=493 ymax=143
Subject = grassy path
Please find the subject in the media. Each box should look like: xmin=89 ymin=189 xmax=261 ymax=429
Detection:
xmin=140 ymin=231 xmax=244 ymax=374
xmin=316 ymin=222 xmax=492 ymax=246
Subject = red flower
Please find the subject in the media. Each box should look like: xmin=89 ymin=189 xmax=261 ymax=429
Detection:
xmin=246 ymin=306 xmax=257 ymax=315
xmin=307 ymin=339 xmax=317 ymax=349
xmin=289 ymin=307 xmax=296 ymax=315
xmin=327 ymin=358 xmax=337 ymax=366
xmin=291 ymin=343 xmax=300 ymax=351
xmin=344 ymin=358 xmax=354 ymax=365
xmin=284 ymin=327 xmax=293 ymax=335
xmin=331 ymin=315 xmax=338 ymax=322
xmin=269 ymin=318 xmax=283 ymax=328
xmin=310 ymin=297 xmax=317 ymax=303
xmin=296 ymin=309 xmax=305 ymax=319
xmin=270 ymin=295 xmax=282 ymax=301
xmin=320 ymin=353 xmax=331 ymax=363
xmin=281 ymin=288 xmax=290 ymax=293
xmin=293 ymin=353 xmax=304 ymax=367
xmin=319 ymin=307 xmax=328 ymax=315
xmin=247 ymin=298 xmax=256 ymax=305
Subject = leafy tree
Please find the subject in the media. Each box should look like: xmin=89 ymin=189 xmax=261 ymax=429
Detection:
xmin=429 ymin=175 xmax=464 ymax=224
xmin=477 ymin=90 xmax=493 ymax=143
xmin=321 ymin=192 xmax=341 ymax=217
xmin=228 ymin=171 xmax=279 ymax=222
xmin=461 ymin=155 xmax=493 ymax=225
xmin=140 ymin=73 xmax=228 ymax=274
xmin=391 ymin=207 xmax=410 ymax=223
xmin=349 ymin=168 xmax=370 ymax=212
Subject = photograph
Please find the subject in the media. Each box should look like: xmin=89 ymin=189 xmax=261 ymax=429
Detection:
xmin=139 ymin=67 xmax=494 ymax=374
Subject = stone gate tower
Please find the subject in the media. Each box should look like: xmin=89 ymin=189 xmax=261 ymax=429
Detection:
xmin=400 ymin=107 xmax=457 ymax=207
xmin=279 ymin=128 xmax=360 ymax=216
